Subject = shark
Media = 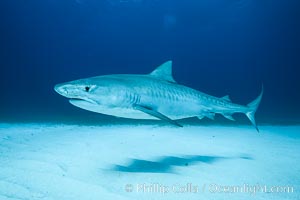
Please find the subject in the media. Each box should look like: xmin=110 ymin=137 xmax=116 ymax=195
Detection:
xmin=54 ymin=61 xmax=263 ymax=131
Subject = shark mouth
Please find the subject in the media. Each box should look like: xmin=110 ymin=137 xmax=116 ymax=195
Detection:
xmin=69 ymin=98 xmax=97 ymax=105
xmin=70 ymin=98 xmax=85 ymax=101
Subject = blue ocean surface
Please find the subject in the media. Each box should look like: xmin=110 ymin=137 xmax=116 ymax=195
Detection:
xmin=0 ymin=1 xmax=299 ymax=200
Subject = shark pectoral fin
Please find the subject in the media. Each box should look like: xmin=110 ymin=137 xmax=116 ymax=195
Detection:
xmin=223 ymin=114 xmax=235 ymax=121
xmin=133 ymin=104 xmax=183 ymax=127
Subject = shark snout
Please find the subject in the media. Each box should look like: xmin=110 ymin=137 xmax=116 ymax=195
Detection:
xmin=54 ymin=83 xmax=69 ymax=97
xmin=54 ymin=83 xmax=98 ymax=105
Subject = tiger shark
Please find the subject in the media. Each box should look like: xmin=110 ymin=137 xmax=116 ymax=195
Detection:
xmin=54 ymin=61 xmax=263 ymax=131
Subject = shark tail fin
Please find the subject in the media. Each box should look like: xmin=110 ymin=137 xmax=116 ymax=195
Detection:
xmin=245 ymin=86 xmax=264 ymax=132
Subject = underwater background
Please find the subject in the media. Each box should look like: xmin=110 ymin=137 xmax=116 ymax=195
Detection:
xmin=0 ymin=0 xmax=300 ymax=124
xmin=0 ymin=1 xmax=300 ymax=200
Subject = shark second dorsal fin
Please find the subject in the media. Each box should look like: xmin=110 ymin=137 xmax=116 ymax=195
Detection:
xmin=221 ymin=95 xmax=231 ymax=102
xmin=149 ymin=61 xmax=176 ymax=83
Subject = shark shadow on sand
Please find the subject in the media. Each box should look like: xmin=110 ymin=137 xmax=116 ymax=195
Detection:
xmin=111 ymin=155 xmax=253 ymax=173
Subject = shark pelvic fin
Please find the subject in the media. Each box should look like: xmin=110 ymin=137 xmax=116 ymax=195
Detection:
xmin=197 ymin=115 xmax=205 ymax=120
xmin=133 ymin=104 xmax=182 ymax=127
xmin=205 ymin=112 xmax=215 ymax=120
xmin=221 ymin=95 xmax=231 ymax=102
xmin=149 ymin=61 xmax=176 ymax=83
xmin=223 ymin=114 xmax=235 ymax=121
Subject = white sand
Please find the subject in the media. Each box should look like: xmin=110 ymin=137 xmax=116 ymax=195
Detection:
xmin=0 ymin=123 xmax=299 ymax=200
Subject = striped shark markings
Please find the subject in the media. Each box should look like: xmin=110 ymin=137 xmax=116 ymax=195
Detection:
xmin=54 ymin=61 xmax=263 ymax=132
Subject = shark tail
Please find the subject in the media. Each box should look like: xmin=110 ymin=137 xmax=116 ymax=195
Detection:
xmin=245 ymin=86 xmax=264 ymax=132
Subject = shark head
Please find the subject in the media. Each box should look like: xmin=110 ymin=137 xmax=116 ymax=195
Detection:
xmin=54 ymin=61 xmax=176 ymax=117
xmin=55 ymin=78 xmax=98 ymax=104
xmin=54 ymin=76 xmax=124 ymax=112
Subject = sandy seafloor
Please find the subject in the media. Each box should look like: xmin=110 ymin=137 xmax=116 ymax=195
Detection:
xmin=0 ymin=123 xmax=299 ymax=200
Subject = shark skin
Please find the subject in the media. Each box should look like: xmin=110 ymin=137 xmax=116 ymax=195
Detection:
xmin=54 ymin=61 xmax=263 ymax=131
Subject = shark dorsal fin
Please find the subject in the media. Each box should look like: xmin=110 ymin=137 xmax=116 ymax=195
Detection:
xmin=222 ymin=95 xmax=231 ymax=102
xmin=149 ymin=61 xmax=176 ymax=83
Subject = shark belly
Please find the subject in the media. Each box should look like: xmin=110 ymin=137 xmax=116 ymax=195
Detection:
xmin=69 ymin=99 xmax=157 ymax=119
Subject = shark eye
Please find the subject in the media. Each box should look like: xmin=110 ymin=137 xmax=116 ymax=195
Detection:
xmin=85 ymin=86 xmax=90 ymax=92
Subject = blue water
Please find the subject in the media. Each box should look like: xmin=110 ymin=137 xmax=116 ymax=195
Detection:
xmin=0 ymin=2 xmax=300 ymax=199
xmin=0 ymin=0 xmax=299 ymax=124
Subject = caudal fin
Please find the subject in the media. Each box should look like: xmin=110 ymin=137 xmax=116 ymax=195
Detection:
xmin=245 ymin=86 xmax=264 ymax=132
